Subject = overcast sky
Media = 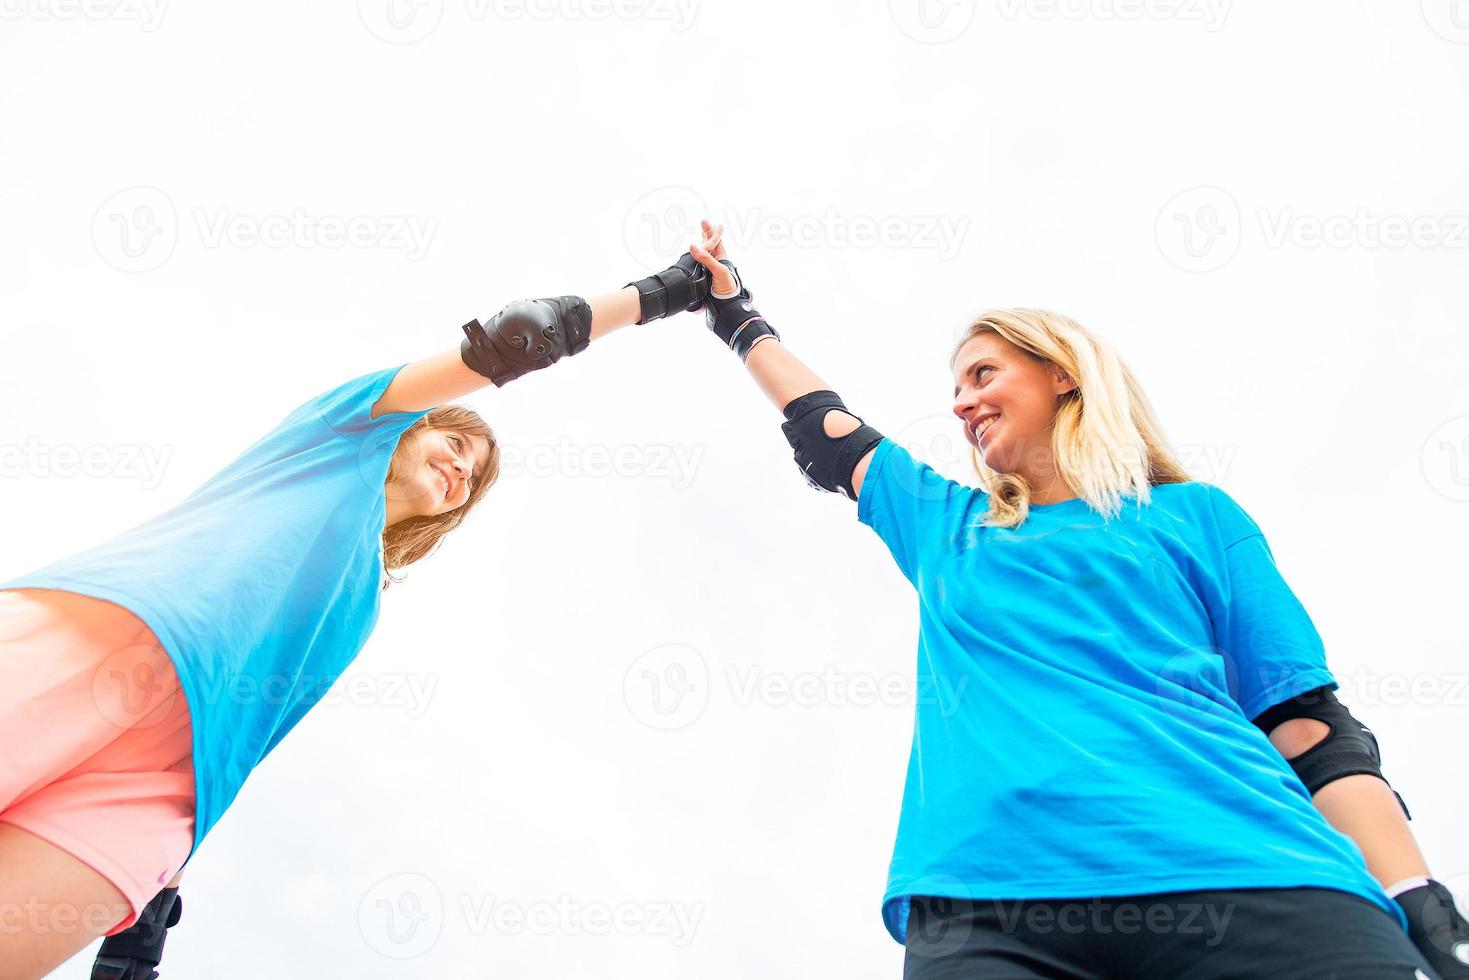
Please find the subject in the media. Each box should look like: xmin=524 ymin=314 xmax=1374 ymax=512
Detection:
xmin=3 ymin=1 xmax=1467 ymax=976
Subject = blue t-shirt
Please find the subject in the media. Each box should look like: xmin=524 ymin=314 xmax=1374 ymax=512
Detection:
xmin=0 ymin=365 xmax=432 ymax=865
xmin=856 ymin=438 xmax=1406 ymax=943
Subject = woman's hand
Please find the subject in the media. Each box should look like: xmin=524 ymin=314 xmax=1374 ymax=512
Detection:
xmin=689 ymin=219 xmax=740 ymax=297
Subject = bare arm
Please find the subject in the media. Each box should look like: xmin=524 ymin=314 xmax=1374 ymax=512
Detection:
xmin=690 ymin=224 xmax=879 ymax=499
xmin=371 ymin=285 xmax=644 ymax=418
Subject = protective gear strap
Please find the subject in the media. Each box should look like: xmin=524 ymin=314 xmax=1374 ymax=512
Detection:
xmin=1252 ymin=686 xmax=1411 ymax=819
xmin=628 ymin=253 xmax=710 ymax=324
xmin=91 ymin=886 xmax=181 ymax=980
xmin=704 ymin=259 xmax=779 ymax=360
xmin=459 ymin=295 xmax=593 ymax=387
xmin=780 ymin=390 xmax=885 ymax=501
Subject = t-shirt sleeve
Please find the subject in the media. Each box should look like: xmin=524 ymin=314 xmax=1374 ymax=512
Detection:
xmin=1205 ymin=486 xmax=1337 ymax=721
xmin=311 ymin=364 xmax=435 ymax=446
xmin=856 ymin=438 xmax=975 ymax=585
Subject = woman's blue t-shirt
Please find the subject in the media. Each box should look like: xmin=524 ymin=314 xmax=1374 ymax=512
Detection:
xmin=0 ymin=365 xmax=432 ymax=865
xmin=856 ymin=438 xmax=1406 ymax=943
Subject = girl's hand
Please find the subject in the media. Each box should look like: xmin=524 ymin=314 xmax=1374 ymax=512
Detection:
xmin=689 ymin=218 xmax=740 ymax=297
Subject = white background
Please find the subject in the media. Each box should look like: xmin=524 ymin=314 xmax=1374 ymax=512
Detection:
xmin=2 ymin=1 xmax=1467 ymax=976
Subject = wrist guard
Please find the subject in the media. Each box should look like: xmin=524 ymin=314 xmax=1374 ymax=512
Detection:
xmin=460 ymin=295 xmax=593 ymax=387
xmin=628 ymin=253 xmax=710 ymax=324
xmin=705 ymin=259 xmax=779 ymax=361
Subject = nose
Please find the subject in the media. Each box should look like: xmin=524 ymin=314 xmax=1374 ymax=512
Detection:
xmin=952 ymin=388 xmax=979 ymax=422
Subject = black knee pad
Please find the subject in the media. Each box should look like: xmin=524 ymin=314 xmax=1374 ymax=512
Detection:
xmin=1252 ymin=686 xmax=1411 ymax=819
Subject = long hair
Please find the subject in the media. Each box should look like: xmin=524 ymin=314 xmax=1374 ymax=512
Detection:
xmin=951 ymin=308 xmax=1192 ymax=529
xmin=381 ymin=405 xmax=501 ymax=589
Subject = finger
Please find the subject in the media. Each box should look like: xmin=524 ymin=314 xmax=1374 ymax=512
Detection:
xmin=688 ymin=242 xmax=723 ymax=275
xmin=711 ymin=223 xmax=728 ymax=260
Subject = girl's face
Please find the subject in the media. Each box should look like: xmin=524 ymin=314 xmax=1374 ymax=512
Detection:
xmin=950 ymin=332 xmax=1076 ymax=476
xmin=391 ymin=427 xmax=493 ymax=518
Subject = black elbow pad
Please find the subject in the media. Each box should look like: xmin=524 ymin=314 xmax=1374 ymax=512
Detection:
xmin=780 ymin=390 xmax=884 ymax=501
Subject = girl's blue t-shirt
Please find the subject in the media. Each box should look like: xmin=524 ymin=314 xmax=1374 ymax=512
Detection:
xmin=855 ymin=438 xmax=1406 ymax=944
xmin=0 ymin=365 xmax=432 ymax=864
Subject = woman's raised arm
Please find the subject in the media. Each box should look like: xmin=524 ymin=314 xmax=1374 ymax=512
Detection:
xmin=690 ymin=221 xmax=884 ymax=501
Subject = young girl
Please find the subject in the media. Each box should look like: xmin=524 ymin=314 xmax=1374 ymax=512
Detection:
xmin=685 ymin=220 xmax=1466 ymax=978
xmin=0 ymin=250 xmax=714 ymax=978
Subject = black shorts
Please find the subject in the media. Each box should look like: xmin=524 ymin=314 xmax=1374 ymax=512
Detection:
xmin=903 ymin=886 xmax=1438 ymax=979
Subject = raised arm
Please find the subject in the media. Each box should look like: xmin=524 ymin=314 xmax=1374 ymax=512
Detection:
xmin=689 ymin=221 xmax=884 ymax=500
xmin=373 ymin=254 xmax=709 ymax=417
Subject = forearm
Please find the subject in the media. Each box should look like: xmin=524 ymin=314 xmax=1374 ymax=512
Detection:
xmin=741 ymin=336 xmax=832 ymax=412
xmin=1312 ymin=776 xmax=1430 ymax=887
xmin=588 ymin=286 xmax=642 ymax=342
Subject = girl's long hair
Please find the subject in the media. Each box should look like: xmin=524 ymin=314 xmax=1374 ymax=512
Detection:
xmin=952 ymin=308 xmax=1192 ymax=529
xmin=381 ymin=405 xmax=501 ymax=589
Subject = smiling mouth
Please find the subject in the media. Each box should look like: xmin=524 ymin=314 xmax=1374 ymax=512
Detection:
xmin=430 ymin=463 xmax=451 ymax=499
xmin=969 ymin=413 xmax=1000 ymax=442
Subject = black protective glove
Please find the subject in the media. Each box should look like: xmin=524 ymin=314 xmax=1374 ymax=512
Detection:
xmin=702 ymin=258 xmax=780 ymax=361
xmin=628 ymin=253 xmax=711 ymax=324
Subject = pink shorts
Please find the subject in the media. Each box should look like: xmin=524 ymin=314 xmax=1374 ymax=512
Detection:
xmin=0 ymin=587 xmax=196 ymax=937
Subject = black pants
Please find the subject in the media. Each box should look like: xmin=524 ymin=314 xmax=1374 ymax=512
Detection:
xmin=903 ymin=887 xmax=1439 ymax=979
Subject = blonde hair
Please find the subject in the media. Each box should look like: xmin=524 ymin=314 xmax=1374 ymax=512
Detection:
xmin=951 ymin=308 xmax=1191 ymax=529
xmin=381 ymin=405 xmax=501 ymax=589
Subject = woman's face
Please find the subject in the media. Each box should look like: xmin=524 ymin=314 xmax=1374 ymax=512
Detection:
xmin=950 ymin=332 xmax=1075 ymax=476
xmin=390 ymin=427 xmax=493 ymax=519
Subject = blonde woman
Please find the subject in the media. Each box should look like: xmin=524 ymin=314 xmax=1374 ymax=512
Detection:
xmin=686 ymin=220 xmax=1465 ymax=978
xmin=0 ymin=251 xmax=714 ymax=978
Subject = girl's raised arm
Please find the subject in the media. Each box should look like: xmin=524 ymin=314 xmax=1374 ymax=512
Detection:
xmin=374 ymin=254 xmax=711 ymax=417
